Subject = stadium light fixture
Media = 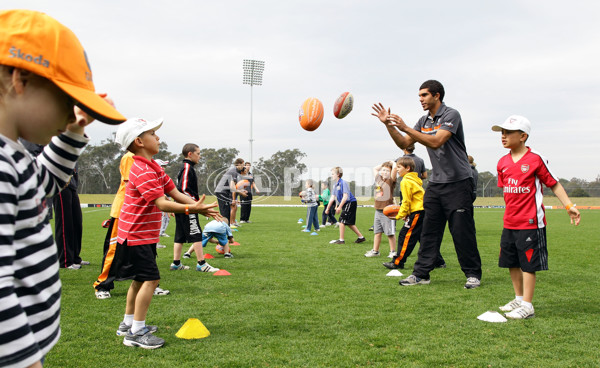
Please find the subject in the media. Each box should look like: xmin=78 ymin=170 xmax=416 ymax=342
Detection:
xmin=243 ymin=59 xmax=265 ymax=166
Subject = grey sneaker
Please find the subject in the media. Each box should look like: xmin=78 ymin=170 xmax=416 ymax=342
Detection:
xmin=123 ymin=327 xmax=165 ymax=349
xmin=116 ymin=323 xmax=158 ymax=336
xmin=170 ymin=263 xmax=189 ymax=271
xmin=330 ymin=239 xmax=345 ymax=244
xmin=499 ymin=298 xmax=522 ymax=312
xmin=399 ymin=275 xmax=430 ymax=286
xmin=464 ymin=277 xmax=481 ymax=289
xmin=224 ymin=253 xmax=234 ymax=259
xmin=505 ymin=305 xmax=535 ymax=319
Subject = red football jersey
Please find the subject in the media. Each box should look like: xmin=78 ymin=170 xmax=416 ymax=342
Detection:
xmin=497 ymin=148 xmax=558 ymax=229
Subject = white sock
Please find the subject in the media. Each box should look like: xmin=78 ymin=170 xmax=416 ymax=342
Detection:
xmin=123 ymin=314 xmax=134 ymax=326
xmin=131 ymin=320 xmax=146 ymax=334
xmin=515 ymin=296 xmax=523 ymax=301
xmin=521 ymin=301 xmax=533 ymax=310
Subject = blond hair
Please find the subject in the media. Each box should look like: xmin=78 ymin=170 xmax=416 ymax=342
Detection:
xmin=332 ymin=166 xmax=343 ymax=178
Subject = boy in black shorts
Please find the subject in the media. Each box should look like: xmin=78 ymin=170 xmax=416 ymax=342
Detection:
xmin=171 ymin=143 xmax=219 ymax=272
xmin=492 ymin=115 xmax=580 ymax=319
xmin=114 ymin=118 xmax=221 ymax=349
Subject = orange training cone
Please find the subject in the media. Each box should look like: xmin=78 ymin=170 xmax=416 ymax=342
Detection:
xmin=175 ymin=318 xmax=210 ymax=339
xmin=204 ymin=254 xmax=214 ymax=259
xmin=213 ymin=269 xmax=231 ymax=276
xmin=230 ymin=241 xmax=241 ymax=246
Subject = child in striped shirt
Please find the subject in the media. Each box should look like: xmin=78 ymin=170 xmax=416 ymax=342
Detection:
xmin=0 ymin=10 xmax=126 ymax=368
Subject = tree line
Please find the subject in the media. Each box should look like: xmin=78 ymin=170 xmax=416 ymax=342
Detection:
xmin=77 ymin=139 xmax=598 ymax=198
xmin=77 ymin=139 xmax=308 ymax=196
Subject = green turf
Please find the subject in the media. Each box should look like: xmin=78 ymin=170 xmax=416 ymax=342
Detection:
xmin=46 ymin=207 xmax=600 ymax=367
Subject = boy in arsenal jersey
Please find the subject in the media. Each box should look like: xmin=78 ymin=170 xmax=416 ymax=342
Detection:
xmin=492 ymin=115 xmax=580 ymax=319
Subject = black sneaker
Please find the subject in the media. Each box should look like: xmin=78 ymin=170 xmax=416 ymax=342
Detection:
xmin=329 ymin=239 xmax=345 ymax=244
xmin=123 ymin=327 xmax=165 ymax=349
xmin=368 ymin=226 xmax=374 ymax=231
xmin=435 ymin=263 xmax=447 ymax=269
xmin=382 ymin=262 xmax=403 ymax=270
xmin=354 ymin=237 xmax=366 ymax=244
xmin=224 ymin=252 xmax=234 ymax=258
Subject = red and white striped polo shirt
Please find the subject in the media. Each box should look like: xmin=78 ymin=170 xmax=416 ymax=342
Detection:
xmin=118 ymin=156 xmax=176 ymax=246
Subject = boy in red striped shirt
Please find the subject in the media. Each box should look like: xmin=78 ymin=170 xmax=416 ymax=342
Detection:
xmin=114 ymin=118 xmax=221 ymax=349
xmin=493 ymin=115 xmax=580 ymax=319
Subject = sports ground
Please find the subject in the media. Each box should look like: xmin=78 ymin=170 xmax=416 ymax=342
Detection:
xmin=46 ymin=199 xmax=599 ymax=367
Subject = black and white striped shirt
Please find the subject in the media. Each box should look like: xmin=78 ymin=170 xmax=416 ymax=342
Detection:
xmin=0 ymin=131 xmax=88 ymax=368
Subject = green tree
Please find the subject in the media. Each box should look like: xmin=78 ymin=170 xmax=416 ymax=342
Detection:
xmin=196 ymin=148 xmax=240 ymax=194
xmin=569 ymin=188 xmax=590 ymax=197
xmin=78 ymin=140 xmax=122 ymax=194
xmin=255 ymin=149 xmax=307 ymax=196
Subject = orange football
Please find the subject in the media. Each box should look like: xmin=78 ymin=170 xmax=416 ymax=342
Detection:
xmin=383 ymin=204 xmax=401 ymax=218
xmin=215 ymin=244 xmax=225 ymax=254
xmin=299 ymin=97 xmax=324 ymax=131
xmin=236 ymin=179 xmax=250 ymax=190
xmin=333 ymin=92 xmax=353 ymax=119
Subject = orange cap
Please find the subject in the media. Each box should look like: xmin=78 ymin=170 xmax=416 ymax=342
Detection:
xmin=0 ymin=9 xmax=125 ymax=125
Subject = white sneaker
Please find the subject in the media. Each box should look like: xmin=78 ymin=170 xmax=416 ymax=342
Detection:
xmin=197 ymin=263 xmax=220 ymax=272
xmin=183 ymin=253 xmax=191 ymax=259
xmin=95 ymin=290 xmax=111 ymax=299
xmin=499 ymin=298 xmax=522 ymax=312
xmin=153 ymin=287 xmax=170 ymax=296
xmin=505 ymin=305 xmax=535 ymax=319
xmin=160 ymin=233 xmax=170 ymax=237
xmin=388 ymin=251 xmax=397 ymax=259
xmin=156 ymin=244 xmax=166 ymax=249
xmin=364 ymin=250 xmax=380 ymax=257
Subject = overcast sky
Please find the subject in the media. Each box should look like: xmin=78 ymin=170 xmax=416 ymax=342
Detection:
xmin=6 ymin=1 xmax=600 ymax=185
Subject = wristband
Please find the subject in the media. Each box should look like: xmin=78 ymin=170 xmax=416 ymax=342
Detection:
xmin=185 ymin=205 xmax=189 ymax=215
xmin=566 ymin=203 xmax=576 ymax=211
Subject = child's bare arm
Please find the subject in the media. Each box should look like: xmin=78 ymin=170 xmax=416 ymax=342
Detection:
xmin=550 ymin=183 xmax=581 ymax=225
xmin=158 ymin=192 xmax=223 ymax=221
xmin=390 ymin=161 xmax=398 ymax=179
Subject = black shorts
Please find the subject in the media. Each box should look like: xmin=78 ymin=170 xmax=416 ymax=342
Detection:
xmin=174 ymin=213 xmax=203 ymax=243
xmin=339 ymin=201 xmax=357 ymax=226
xmin=115 ymin=241 xmax=160 ymax=282
xmin=499 ymin=228 xmax=548 ymax=272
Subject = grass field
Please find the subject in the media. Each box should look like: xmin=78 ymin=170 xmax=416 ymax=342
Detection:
xmin=47 ymin=206 xmax=600 ymax=367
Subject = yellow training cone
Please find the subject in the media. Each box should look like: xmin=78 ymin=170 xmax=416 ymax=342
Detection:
xmin=176 ymin=318 xmax=210 ymax=339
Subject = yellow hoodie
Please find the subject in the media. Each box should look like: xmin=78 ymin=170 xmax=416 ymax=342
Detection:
xmin=396 ymin=172 xmax=424 ymax=219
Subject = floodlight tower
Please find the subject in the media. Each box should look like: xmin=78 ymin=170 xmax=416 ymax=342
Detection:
xmin=242 ymin=59 xmax=265 ymax=165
